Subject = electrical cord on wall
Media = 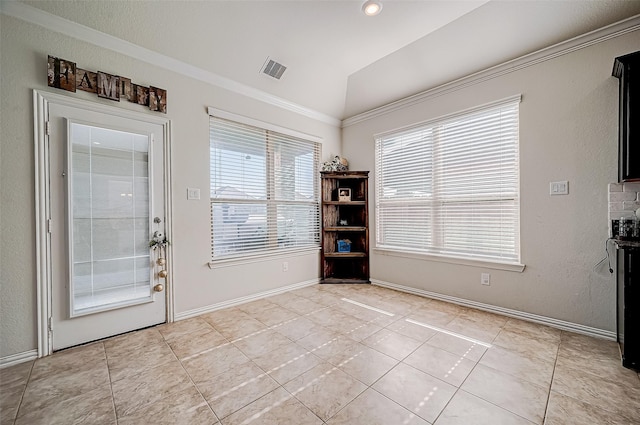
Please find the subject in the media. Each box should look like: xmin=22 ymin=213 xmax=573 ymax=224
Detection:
xmin=594 ymin=238 xmax=615 ymax=274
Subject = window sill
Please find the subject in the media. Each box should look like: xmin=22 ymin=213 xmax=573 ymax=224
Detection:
xmin=208 ymin=247 xmax=320 ymax=269
xmin=373 ymin=248 xmax=525 ymax=272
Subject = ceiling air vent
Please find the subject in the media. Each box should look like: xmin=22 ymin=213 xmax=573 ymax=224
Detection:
xmin=261 ymin=57 xmax=287 ymax=80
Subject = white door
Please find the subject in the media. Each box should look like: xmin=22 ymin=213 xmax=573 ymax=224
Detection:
xmin=47 ymin=99 xmax=168 ymax=351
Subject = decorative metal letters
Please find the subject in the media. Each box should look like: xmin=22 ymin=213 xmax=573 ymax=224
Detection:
xmin=48 ymin=55 xmax=167 ymax=113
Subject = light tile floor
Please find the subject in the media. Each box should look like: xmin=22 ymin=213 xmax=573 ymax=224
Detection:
xmin=2 ymin=284 xmax=640 ymax=424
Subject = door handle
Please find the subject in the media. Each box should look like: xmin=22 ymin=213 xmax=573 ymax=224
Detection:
xmin=152 ymin=232 xmax=167 ymax=292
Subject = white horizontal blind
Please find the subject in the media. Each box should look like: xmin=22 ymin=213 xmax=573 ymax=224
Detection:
xmin=375 ymin=97 xmax=520 ymax=263
xmin=210 ymin=116 xmax=320 ymax=260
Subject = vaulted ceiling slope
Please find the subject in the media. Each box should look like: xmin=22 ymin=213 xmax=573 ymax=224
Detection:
xmin=16 ymin=0 xmax=640 ymax=122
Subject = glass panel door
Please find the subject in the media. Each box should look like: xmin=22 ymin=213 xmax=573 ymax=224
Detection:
xmin=69 ymin=122 xmax=152 ymax=316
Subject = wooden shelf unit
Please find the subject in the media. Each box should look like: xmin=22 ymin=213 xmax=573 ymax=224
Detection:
xmin=320 ymin=171 xmax=370 ymax=284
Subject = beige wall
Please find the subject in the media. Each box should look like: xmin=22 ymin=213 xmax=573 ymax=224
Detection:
xmin=0 ymin=14 xmax=340 ymax=359
xmin=342 ymin=30 xmax=640 ymax=332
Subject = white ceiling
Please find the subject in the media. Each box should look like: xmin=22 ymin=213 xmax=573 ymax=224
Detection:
xmin=19 ymin=0 xmax=640 ymax=121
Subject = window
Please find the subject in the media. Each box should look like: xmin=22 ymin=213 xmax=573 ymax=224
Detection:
xmin=375 ymin=96 xmax=521 ymax=265
xmin=209 ymin=112 xmax=320 ymax=261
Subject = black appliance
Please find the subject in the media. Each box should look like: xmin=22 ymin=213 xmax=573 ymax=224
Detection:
xmin=616 ymin=245 xmax=640 ymax=370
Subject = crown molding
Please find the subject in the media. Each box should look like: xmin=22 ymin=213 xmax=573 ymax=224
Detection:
xmin=342 ymin=14 xmax=640 ymax=128
xmin=0 ymin=0 xmax=342 ymax=128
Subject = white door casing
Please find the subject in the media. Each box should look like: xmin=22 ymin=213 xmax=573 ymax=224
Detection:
xmin=34 ymin=90 xmax=174 ymax=355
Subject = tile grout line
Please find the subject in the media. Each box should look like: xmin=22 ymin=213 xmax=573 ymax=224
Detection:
xmin=220 ymin=311 xmax=335 ymax=423
xmin=222 ymin=302 xmax=402 ymax=423
xmin=363 ymin=327 xmax=446 ymax=424
xmin=322 ymin=291 xmax=529 ymax=423
xmin=426 ymin=311 xmax=471 ymax=425
xmin=113 ymin=332 xmax=218 ymax=423
xmin=540 ymin=331 xmax=563 ymax=424
xmin=544 ymin=334 xmax=637 ymax=423
xmin=191 ymin=305 xmax=333 ymax=423
xmin=166 ymin=330 xmax=224 ymax=424
xmin=428 ymin=316 xmax=537 ymax=425
xmin=169 ymin=318 xmax=272 ymax=423
xmin=8 ymin=357 xmax=36 ymax=425
xmin=100 ymin=342 xmax=120 ymax=425
xmin=328 ymin=307 xmax=460 ymax=424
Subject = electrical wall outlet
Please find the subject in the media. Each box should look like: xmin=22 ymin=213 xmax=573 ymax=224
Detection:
xmin=187 ymin=187 xmax=200 ymax=200
xmin=282 ymin=261 xmax=288 ymax=272
xmin=481 ymin=273 xmax=491 ymax=285
xmin=549 ymin=181 xmax=569 ymax=195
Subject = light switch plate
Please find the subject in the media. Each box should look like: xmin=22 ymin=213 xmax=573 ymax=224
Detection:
xmin=187 ymin=188 xmax=200 ymax=200
xmin=550 ymin=181 xmax=569 ymax=195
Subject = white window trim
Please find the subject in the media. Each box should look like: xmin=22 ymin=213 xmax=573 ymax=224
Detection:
xmin=373 ymin=95 xmax=522 ymax=140
xmin=208 ymin=246 xmax=320 ymax=269
xmin=373 ymin=248 xmax=525 ymax=272
xmin=208 ymin=107 xmax=323 ymax=144
xmin=374 ymin=95 xmax=523 ymax=268
xmin=208 ymin=107 xmax=322 ymax=265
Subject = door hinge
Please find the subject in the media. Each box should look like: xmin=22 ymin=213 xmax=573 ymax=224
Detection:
xmin=47 ymin=317 xmax=52 ymax=332
xmin=45 ymin=121 xmax=50 ymax=136
xmin=47 ymin=218 xmax=52 ymax=234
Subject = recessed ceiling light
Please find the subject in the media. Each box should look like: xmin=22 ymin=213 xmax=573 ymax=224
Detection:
xmin=362 ymin=0 xmax=383 ymax=16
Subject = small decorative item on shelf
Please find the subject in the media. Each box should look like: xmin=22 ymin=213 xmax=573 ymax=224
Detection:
xmin=337 ymin=239 xmax=352 ymax=252
xmin=321 ymin=155 xmax=349 ymax=171
xmin=338 ymin=188 xmax=351 ymax=202
xmin=339 ymin=219 xmax=348 ymax=226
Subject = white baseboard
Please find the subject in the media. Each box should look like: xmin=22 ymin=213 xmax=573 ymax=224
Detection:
xmin=371 ymin=279 xmax=616 ymax=341
xmin=0 ymin=349 xmax=38 ymax=368
xmin=174 ymin=278 xmax=320 ymax=321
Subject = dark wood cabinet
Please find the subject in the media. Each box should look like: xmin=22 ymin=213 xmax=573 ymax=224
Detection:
xmin=613 ymin=50 xmax=640 ymax=182
xmin=617 ymin=246 xmax=640 ymax=370
xmin=320 ymin=171 xmax=370 ymax=284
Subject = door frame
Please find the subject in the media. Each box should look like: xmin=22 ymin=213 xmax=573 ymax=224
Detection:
xmin=34 ymin=89 xmax=174 ymax=357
